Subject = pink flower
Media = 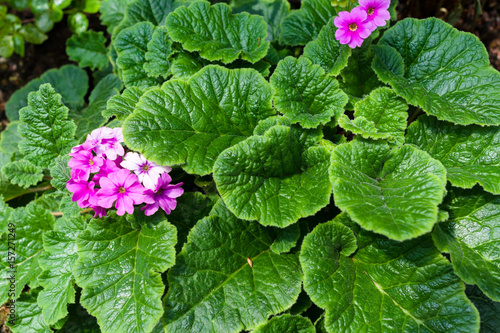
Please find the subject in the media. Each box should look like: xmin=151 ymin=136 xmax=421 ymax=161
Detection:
xmin=66 ymin=169 xmax=97 ymax=208
xmin=142 ymin=173 xmax=183 ymax=216
xmin=121 ymin=152 xmax=171 ymax=190
xmin=92 ymin=158 xmax=121 ymax=185
xmin=91 ymin=127 xmax=124 ymax=160
xmin=359 ymin=0 xmax=391 ymax=31
xmin=90 ymin=205 xmax=107 ymax=218
xmin=69 ymin=139 xmax=94 ymax=157
xmin=334 ymin=7 xmax=372 ymax=48
xmin=68 ymin=150 xmax=104 ymax=180
xmin=96 ymin=169 xmax=153 ymax=216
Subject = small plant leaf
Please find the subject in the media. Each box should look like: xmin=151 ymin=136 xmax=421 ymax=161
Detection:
xmin=1 ymin=159 xmax=44 ymax=188
xmin=66 ymin=31 xmax=108 ymax=71
xmin=253 ymin=314 xmax=315 ymax=333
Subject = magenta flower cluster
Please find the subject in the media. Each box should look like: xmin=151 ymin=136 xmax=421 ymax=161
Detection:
xmin=334 ymin=0 xmax=391 ymax=48
xmin=66 ymin=127 xmax=183 ymax=217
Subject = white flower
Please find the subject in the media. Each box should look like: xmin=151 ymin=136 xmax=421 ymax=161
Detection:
xmin=120 ymin=152 xmax=171 ymax=189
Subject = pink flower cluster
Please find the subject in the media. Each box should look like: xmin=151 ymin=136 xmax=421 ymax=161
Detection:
xmin=334 ymin=0 xmax=391 ymax=48
xmin=66 ymin=127 xmax=183 ymax=217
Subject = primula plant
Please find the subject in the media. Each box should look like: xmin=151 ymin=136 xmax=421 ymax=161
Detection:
xmin=1 ymin=0 xmax=500 ymax=332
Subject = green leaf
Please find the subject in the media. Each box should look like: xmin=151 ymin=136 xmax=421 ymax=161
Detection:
xmin=49 ymin=155 xmax=70 ymax=192
xmin=143 ymin=25 xmax=172 ymax=79
xmin=2 ymin=159 xmax=44 ymax=188
xmin=166 ymin=1 xmax=270 ymax=64
xmin=280 ymin=0 xmax=336 ymax=46
xmin=466 ymin=285 xmax=500 ymax=333
xmin=167 ymin=192 xmax=218 ymax=253
xmin=0 ymin=195 xmax=12 ymax=236
xmin=68 ymin=12 xmax=88 ymax=34
xmin=73 ymin=214 xmax=177 ymax=333
xmin=0 ymin=201 xmax=55 ymax=304
xmin=78 ymin=0 xmax=100 ymax=13
xmin=73 ymin=74 xmax=123 ymax=139
xmin=19 ymin=23 xmax=47 ymax=44
xmin=372 ymin=18 xmax=500 ymax=126
xmin=103 ymin=86 xmax=144 ymax=121
xmin=339 ymin=37 xmax=383 ymax=109
xmin=5 ymin=64 xmax=88 ymax=121
xmin=407 ymin=115 xmax=500 ymax=195
xmin=123 ymin=65 xmax=275 ymax=175
xmin=59 ymin=195 xmax=81 ymax=218
xmin=66 ymin=31 xmax=108 ymax=71
xmin=170 ymin=50 xmax=207 ymax=79
xmin=270 ymin=56 xmax=347 ymax=128
xmin=253 ymin=314 xmax=314 ymax=333
xmin=231 ymin=0 xmax=290 ymax=43
xmin=329 ymin=138 xmax=447 ymax=241
xmin=37 ymin=216 xmax=86 ymax=324
xmin=433 ymin=186 xmax=500 ymax=301
xmin=338 ymin=87 xmax=408 ymax=145
xmin=163 ymin=202 xmax=302 ymax=332
xmin=99 ymin=0 xmax=134 ymax=33
xmin=303 ymin=16 xmax=351 ymax=76
xmin=271 ymin=223 xmax=300 ymax=254
xmin=6 ymin=289 xmax=51 ymax=333
xmin=300 ymin=218 xmax=480 ymax=333
xmin=115 ymin=22 xmax=162 ymax=88
xmin=0 ymin=170 xmax=27 ymax=202
xmin=0 ymin=121 xmax=23 ymax=157
xmin=0 ymin=35 xmax=14 ymax=58
xmin=213 ymin=124 xmax=331 ymax=227
xmin=18 ymin=84 xmax=76 ymax=169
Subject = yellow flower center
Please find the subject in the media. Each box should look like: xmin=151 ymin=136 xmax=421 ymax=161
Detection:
xmin=119 ymin=187 xmax=126 ymax=194
xmin=367 ymin=7 xmax=374 ymax=15
xmin=89 ymin=159 xmax=94 ymax=166
xmin=349 ymin=23 xmax=357 ymax=31
xmin=142 ymin=165 xmax=150 ymax=172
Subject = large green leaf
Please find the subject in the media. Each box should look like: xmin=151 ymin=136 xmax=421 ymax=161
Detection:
xmin=1 ymin=159 xmax=44 ymax=188
xmin=270 ymin=56 xmax=347 ymax=128
xmin=0 ymin=121 xmax=23 ymax=158
xmin=466 ymin=285 xmax=500 ymax=333
xmin=300 ymin=216 xmax=480 ymax=333
xmin=213 ymin=124 xmax=331 ymax=227
xmin=433 ymin=186 xmax=500 ymax=301
xmin=338 ymin=87 xmax=408 ymax=145
xmin=407 ymin=115 xmax=500 ymax=195
xmin=5 ymin=65 xmax=88 ymax=121
xmin=303 ymin=16 xmax=351 ymax=76
xmin=0 ymin=201 xmax=55 ymax=304
xmin=73 ymin=214 xmax=177 ymax=333
xmin=143 ymin=25 xmax=172 ymax=79
xmin=66 ymin=31 xmax=108 ymax=71
xmin=37 ymin=216 xmax=86 ymax=325
xmin=99 ymin=0 xmax=134 ymax=33
xmin=329 ymin=138 xmax=447 ymax=241
xmin=103 ymin=86 xmax=144 ymax=121
xmin=253 ymin=314 xmax=314 ymax=333
xmin=166 ymin=1 xmax=269 ymax=64
xmin=372 ymin=18 xmax=500 ymax=126
xmin=163 ymin=202 xmax=302 ymax=332
xmin=115 ymin=22 xmax=162 ymax=88
xmin=279 ymin=0 xmax=336 ymax=46
xmin=231 ymin=0 xmax=289 ymax=43
xmin=6 ymin=289 xmax=51 ymax=333
xmin=123 ymin=65 xmax=275 ymax=175
xmin=18 ymin=84 xmax=76 ymax=168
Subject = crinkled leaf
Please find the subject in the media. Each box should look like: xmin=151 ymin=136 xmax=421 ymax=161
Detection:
xmin=103 ymin=86 xmax=144 ymax=121
xmin=279 ymin=0 xmax=336 ymax=46
xmin=99 ymin=0 xmax=134 ymax=33
xmin=0 ymin=195 xmax=12 ymax=236
xmin=338 ymin=87 xmax=408 ymax=145
xmin=300 ymin=218 xmax=479 ymax=333
xmin=123 ymin=65 xmax=275 ymax=175
xmin=166 ymin=1 xmax=269 ymax=64
xmin=6 ymin=289 xmax=51 ymax=333
xmin=18 ymin=84 xmax=76 ymax=169
xmin=466 ymin=285 xmax=500 ymax=333
xmin=270 ymin=57 xmax=347 ymax=128
xmin=37 ymin=216 xmax=86 ymax=324
xmin=0 ymin=121 xmax=23 ymax=158
xmin=50 ymin=155 xmax=71 ymax=192
xmin=372 ymin=18 xmax=500 ymax=125
xmin=303 ymin=17 xmax=351 ymax=76
xmin=115 ymin=22 xmax=162 ymax=88
xmin=433 ymin=186 xmax=500 ymax=301
xmin=213 ymin=125 xmax=331 ymax=227
xmin=2 ymin=159 xmax=44 ymax=188
xmin=163 ymin=202 xmax=302 ymax=332
xmin=59 ymin=195 xmax=81 ymax=219
xmin=5 ymin=65 xmax=88 ymax=121
xmin=271 ymin=223 xmax=300 ymax=254
xmin=253 ymin=314 xmax=314 ymax=333
xmin=231 ymin=0 xmax=290 ymax=42
xmin=143 ymin=25 xmax=172 ymax=79
xmin=0 ymin=201 xmax=55 ymax=304
xmin=329 ymin=138 xmax=447 ymax=241
xmin=407 ymin=115 xmax=500 ymax=194
xmin=73 ymin=214 xmax=177 ymax=333
xmin=66 ymin=31 xmax=108 ymax=71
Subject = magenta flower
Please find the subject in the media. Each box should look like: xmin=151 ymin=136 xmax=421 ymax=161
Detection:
xmin=66 ymin=169 xmax=97 ymax=208
xmin=359 ymin=0 xmax=391 ymax=31
xmin=96 ymin=169 xmax=153 ymax=216
xmin=142 ymin=173 xmax=183 ymax=216
xmin=121 ymin=152 xmax=171 ymax=190
xmin=334 ymin=7 xmax=372 ymax=48
xmin=68 ymin=150 xmax=104 ymax=180
xmin=92 ymin=158 xmax=121 ymax=185
xmin=91 ymin=127 xmax=124 ymax=160
xmin=90 ymin=205 xmax=107 ymax=218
